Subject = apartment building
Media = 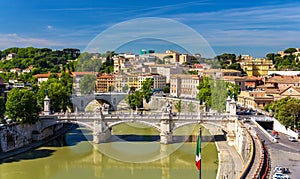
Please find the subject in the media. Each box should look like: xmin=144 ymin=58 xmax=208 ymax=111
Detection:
xmin=95 ymin=74 xmax=115 ymax=92
xmin=264 ymin=75 xmax=300 ymax=91
xmin=241 ymin=58 xmax=275 ymax=77
xmin=114 ymin=74 xmax=128 ymax=92
xmin=237 ymin=91 xmax=274 ymax=109
xmin=170 ymin=74 xmax=201 ymax=99
xmin=138 ymin=74 xmax=166 ymax=90
xmin=127 ymin=75 xmax=139 ymax=89
xmin=146 ymin=64 xmax=184 ymax=83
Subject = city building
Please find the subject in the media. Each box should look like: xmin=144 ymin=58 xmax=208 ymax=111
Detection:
xmin=22 ymin=65 xmax=34 ymax=73
xmin=199 ymin=69 xmax=241 ymax=79
xmin=146 ymin=64 xmax=184 ymax=83
xmin=279 ymin=86 xmax=300 ymax=99
xmin=179 ymin=53 xmax=192 ymax=64
xmin=244 ymin=76 xmax=263 ymax=90
xmin=237 ymin=91 xmax=274 ymax=109
xmin=10 ymin=68 xmax=21 ymax=73
xmin=113 ymin=56 xmax=126 ymax=74
xmin=126 ymin=75 xmax=139 ymax=89
xmin=170 ymin=74 xmax=201 ymax=99
xmin=241 ymin=58 xmax=275 ymax=77
xmin=222 ymin=76 xmax=246 ymax=92
xmin=6 ymin=53 xmax=17 ymax=60
xmin=264 ymin=75 xmax=300 ymax=91
xmin=241 ymin=55 xmax=253 ymax=60
xmin=138 ymin=74 xmax=166 ymax=90
xmin=95 ymin=74 xmax=115 ymax=93
xmin=153 ymin=50 xmax=180 ymax=64
xmin=114 ymin=74 xmax=128 ymax=92
xmin=34 ymin=72 xmax=62 ymax=86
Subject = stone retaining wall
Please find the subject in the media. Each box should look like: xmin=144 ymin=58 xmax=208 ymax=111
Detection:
xmin=0 ymin=121 xmax=58 ymax=153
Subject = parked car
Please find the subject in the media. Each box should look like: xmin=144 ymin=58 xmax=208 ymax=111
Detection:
xmin=272 ymin=173 xmax=290 ymax=179
xmin=274 ymin=134 xmax=280 ymax=139
xmin=274 ymin=167 xmax=283 ymax=173
xmin=272 ymin=173 xmax=284 ymax=179
xmin=288 ymin=136 xmax=297 ymax=142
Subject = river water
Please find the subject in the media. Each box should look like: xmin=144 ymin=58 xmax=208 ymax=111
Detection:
xmin=0 ymin=124 xmax=218 ymax=179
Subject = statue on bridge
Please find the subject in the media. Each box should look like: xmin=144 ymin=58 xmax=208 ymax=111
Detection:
xmin=161 ymin=101 xmax=173 ymax=117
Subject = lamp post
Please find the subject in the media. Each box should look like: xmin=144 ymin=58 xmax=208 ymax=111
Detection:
xmin=294 ymin=113 xmax=298 ymax=130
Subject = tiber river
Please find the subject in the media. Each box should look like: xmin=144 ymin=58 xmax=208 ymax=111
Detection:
xmin=0 ymin=123 xmax=218 ymax=179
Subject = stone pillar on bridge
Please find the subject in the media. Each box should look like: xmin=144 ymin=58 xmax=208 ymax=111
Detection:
xmin=160 ymin=116 xmax=173 ymax=144
xmin=93 ymin=116 xmax=111 ymax=143
xmin=226 ymin=95 xmax=231 ymax=113
xmin=229 ymin=98 xmax=236 ymax=116
xmin=44 ymin=94 xmax=51 ymax=115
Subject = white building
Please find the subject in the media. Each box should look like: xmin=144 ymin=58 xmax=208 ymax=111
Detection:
xmin=6 ymin=53 xmax=17 ymax=60
xmin=170 ymin=74 xmax=201 ymax=99
xmin=138 ymin=74 xmax=167 ymax=90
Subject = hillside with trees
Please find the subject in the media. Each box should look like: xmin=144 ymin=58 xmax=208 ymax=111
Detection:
xmin=0 ymin=47 xmax=79 ymax=74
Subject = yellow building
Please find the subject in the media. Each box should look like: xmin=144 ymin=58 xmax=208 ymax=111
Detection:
xmin=95 ymin=74 xmax=115 ymax=92
xmin=241 ymin=58 xmax=275 ymax=77
xmin=127 ymin=75 xmax=139 ymax=89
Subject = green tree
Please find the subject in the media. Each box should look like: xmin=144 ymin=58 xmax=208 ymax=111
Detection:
xmin=226 ymin=82 xmax=240 ymax=100
xmin=125 ymin=90 xmax=143 ymax=110
xmin=174 ymin=100 xmax=182 ymax=114
xmin=141 ymin=78 xmax=153 ymax=103
xmin=37 ymin=78 xmax=70 ymax=112
xmin=188 ymin=102 xmax=195 ymax=112
xmin=79 ymin=74 xmax=95 ymax=94
xmin=197 ymin=76 xmax=212 ymax=107
xmin=284 ymin=48 xmax=297 ymax=54
xmin=188 ymin=70 xmax=198 ymax=75
xmin=6 ymin=88 xmax=41 ymax=124
xmin=108 ymin=85 xmax=115 ymax=92
xmin=211 ymin=79 xmax=227 ymax=112
xmin=163 ymin=85 xmax=170 ymax=93
xmin=265 ymin=97 xmax=300 ymax=129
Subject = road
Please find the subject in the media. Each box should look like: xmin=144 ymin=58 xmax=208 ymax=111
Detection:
xmin=246 ymin=119 xmax=300 ymax=178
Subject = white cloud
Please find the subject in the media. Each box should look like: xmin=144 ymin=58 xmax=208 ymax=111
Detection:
xmin=47 ymin=25 xmax=53 ymax=30
xmin=0 ymin=33 xmax=65 ymax=49
xmin=169 ymin=3 xmax=300 ymax=47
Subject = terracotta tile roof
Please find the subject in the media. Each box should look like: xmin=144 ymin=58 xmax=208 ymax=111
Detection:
xmin=244 ymin=76 xmax=262 ymax=81
xmin=266 ymin=76 xmax=300 ymax=84
xmin=34 ymin=73 xmax=61 ymax=78
xmin=71 ymin=72 xmax=96 ymax=77
xmin=279 ymin=86 xmax=300 ymax=95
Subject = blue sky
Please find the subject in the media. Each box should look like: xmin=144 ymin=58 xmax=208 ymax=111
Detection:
xmin=1 ymin=0 xmax=300 ymax=57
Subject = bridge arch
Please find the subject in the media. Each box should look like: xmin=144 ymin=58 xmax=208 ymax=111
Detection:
xmin=56 ymin=120 xmax=94 ymax=131
xmin=172 ymin=121 xmax=230 ymax=134
xmin=103 ymin=120 xmax=161 ymax=133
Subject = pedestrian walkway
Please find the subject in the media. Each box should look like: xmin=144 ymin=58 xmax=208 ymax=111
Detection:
xmin=203 ymin=124 xmax=243 ymax=179
xmin=245 ymin=125 xmax=263 ymax=178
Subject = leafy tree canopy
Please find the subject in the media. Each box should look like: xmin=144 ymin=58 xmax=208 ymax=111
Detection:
xmin=6 ymin=88 xmax=41 ymax=124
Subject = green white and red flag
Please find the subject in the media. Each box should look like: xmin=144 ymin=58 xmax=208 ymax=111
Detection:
xmin=195 ymin=130 xmax=201 ymax=171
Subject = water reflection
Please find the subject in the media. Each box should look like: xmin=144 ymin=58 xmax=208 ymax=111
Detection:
xmin=0 ymin=125 xmax=218 ymax=179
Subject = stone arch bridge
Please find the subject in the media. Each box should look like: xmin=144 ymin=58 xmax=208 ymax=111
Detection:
xmin=52 ymin=112 xmax=237 ymax=144
xmin=71 ymin=92 xmax=127 ymax=112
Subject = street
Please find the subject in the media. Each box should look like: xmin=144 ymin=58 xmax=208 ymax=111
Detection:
xmin=247 ymin=120 xmax=300 ymax=178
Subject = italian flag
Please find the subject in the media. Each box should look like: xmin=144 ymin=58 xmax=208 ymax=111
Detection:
xmin=195 ymin=132 xmax=201 ymax=170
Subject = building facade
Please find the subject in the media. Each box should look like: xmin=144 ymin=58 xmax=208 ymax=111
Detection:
xmin=170 ymin=74 xmax=201 ymax=99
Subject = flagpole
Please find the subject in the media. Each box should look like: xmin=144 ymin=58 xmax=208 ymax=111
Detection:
xmin=199 ymin=127 xmax=202 ymax=179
